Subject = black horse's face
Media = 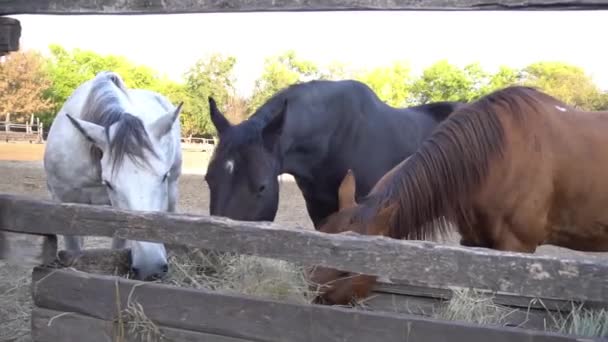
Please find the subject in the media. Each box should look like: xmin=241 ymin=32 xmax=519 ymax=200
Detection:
xmin=205 ymin=97 xmax=286 ymax=221
xmin=206 ymin=142 xmax=280 ymax=221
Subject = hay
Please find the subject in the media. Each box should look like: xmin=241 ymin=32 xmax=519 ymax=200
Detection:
xmin=434 ymin=288 xmax=519 ymax=326
xmin=542 ymin=301 xmax=608 ymax=338
xmin=121 ymin=301 xmax=165 ymax=342
xmin=162 ymin=248 xmax=317 ymax=304
xmin=0 ymin=262 xmax=34 ymax=342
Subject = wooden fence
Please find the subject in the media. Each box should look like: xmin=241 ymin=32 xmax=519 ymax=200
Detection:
xmin=0 ymin=118 xmax=44 ymax=143
xmin=180 ymin=136 xmax=217 ymax=153
xmin=0 ymin=192 xmax=606 ymax=341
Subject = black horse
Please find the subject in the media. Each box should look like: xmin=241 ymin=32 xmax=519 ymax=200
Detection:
xmin=205 ymin=79 xmax=463 ymax=228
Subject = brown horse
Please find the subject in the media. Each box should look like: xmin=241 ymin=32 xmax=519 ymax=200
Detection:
xmin=309 ymin=85 xmax=608 ymax=305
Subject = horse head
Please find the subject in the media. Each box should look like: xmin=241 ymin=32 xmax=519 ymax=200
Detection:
xmin=307 ymin=170 xmax=385 ymax=305
xmin=205 ymin=97 xmax=286 ymax=221
xmin=66 ymin=95 xmax=183 ymax=281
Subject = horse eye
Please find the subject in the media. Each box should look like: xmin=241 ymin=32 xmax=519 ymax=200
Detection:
xmin=102 ymin=180 xmax=114 ymax=191
xmin=162 ymin=172 xmax=170 ymax=182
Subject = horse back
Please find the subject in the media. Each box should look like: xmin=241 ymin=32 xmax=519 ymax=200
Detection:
xmin=408 ymin=101 xmax=465 ymax=123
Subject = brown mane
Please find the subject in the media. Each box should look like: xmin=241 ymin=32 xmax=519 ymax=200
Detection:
xmin=355 ymin=86 xmax=557 ymax=241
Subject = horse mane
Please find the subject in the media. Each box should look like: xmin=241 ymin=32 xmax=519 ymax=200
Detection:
xmin=80 ymin=72 xmax=157 ymax=171
xmin=356 ymin=86 xmax=551 ymax=241
xmin=217 ymin=80 xmax=378 ymax=153
xmin=214 ymin=81 xmax=306 ymax=155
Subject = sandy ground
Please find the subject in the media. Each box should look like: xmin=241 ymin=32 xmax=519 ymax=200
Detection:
xmin=0 ymin=142 xmax=607 ymax=341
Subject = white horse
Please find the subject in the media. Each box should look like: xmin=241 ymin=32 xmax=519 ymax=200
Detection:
xmin=44 ymin=71 xmax=183 ymax=281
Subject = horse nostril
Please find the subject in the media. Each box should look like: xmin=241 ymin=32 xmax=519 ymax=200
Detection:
xmin=161 ymin=263 xmax=169 ymax=274
xmin=257 ymin=184 xmax=266 ymax=194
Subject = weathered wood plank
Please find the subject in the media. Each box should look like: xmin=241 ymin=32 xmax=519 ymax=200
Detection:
xmin=0 ymin=231 xmax=56 ymax=266
xmin=0 ymin=16 xmax=20 ymax=56
xmin=2 ymin=194 xmax=606 ymax=304
xmin=364 ymin=290 xmax=566 ymax=331
xmin=32 ymin=268 xmax=585 ymax=342
xmin=20 ymin=245 xmax=570 ymax=332
xmin=372 ymin=282 xmax=608 ymax=311
xmin=0 ymin=0 xmax=607 ymax=14
xmin=30 ymin=245 xmax=572 ymax=331
xmin=31 ymin=307 xmax=255 ymax=342
xmin=55 ymin=248 xmax=131 ymax=276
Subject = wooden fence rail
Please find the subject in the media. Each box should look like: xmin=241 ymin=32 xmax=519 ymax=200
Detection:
xmin=2 ymin=0 xmax=608 ymax=15
xmin=1 ymin=193 xmax=607 ymax=305
xmin=30 ymin=267 xmax=586 ymax=342
xmin=0 ymin=120 xmax=44 ymax=143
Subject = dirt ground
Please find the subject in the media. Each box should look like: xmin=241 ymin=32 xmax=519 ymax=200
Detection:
xmin=0 ymin=142 xmax=607 ymax=341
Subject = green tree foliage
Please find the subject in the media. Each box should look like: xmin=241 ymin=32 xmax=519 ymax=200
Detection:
xmin=355 ymin=61 xmax=411 ymax=107
xmin=10 ymin=43 xmax=608 ymax=137
xmin=183 ymin=53 xmax=237 ymax=136
xmin=410 ymin=60 xmax=490 ymax=104
xmin=521 ymin=62 xmax=602 ymax=110
xmin=249 ymin=50 xmax=336 ymax=113
xmin=42 ymin=45 xmax=235 ymax=137
xmin=486 ymin=65 xmax=522 ymax=93
xmin=44 ymin=44 xmax=165 ymax=114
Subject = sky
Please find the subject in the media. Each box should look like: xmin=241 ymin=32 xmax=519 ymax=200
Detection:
xmin=9 ymin=11 xmax=608 ymax=97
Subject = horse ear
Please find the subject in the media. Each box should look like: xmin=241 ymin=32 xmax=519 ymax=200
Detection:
xmin=209 ymin=97 xmax=231 ymax=134
xmin=338 ymin=169 xmax=357 ymax=210
xmin=65 ymin=114 xmax=108 ymax=151
xmin=262 ymin=99 xmax=287 ymax=151
xmin=150 ymin=102 xmax=183 ymax=140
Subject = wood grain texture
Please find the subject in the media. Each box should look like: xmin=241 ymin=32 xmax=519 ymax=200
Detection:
xmin=31 ymin=307 xmax=255 ymax=342
xmin=31 ymin=268 xmax=586 ymax=342
xmin=1 ymin=0 xmax=607 ymax=14
xmin=2 ymin=193 xmax=606 ymax=303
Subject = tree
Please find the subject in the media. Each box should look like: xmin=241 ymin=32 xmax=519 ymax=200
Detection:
xmin=43 ymin=44 xmax=200 ymax=132
xmin=356 ymin=61 xmax=411 ymax=107
xmin=521 ymin=61 xmax=602 ymax=110
xmin=0 ymin=50 xmax=53 ymax=123
xmin=409 ymin=60 xmax=484 ymax=104
xmin=248 ymin=50 xmax=324 ymax=113
xmin=45 ymin=44 xmax=166 ymax=113
xmin=183 ymin=53 xmax=237 ymax=136
xmin=485 ymin=65 xmax=522 ymax=93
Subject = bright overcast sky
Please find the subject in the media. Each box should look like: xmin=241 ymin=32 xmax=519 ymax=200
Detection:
xmin=9 ymin=11 xmax=608 ymax=97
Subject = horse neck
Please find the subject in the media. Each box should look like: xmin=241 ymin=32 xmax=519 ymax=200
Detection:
xmin=278 ymin=97 xmax=383 ymax=180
